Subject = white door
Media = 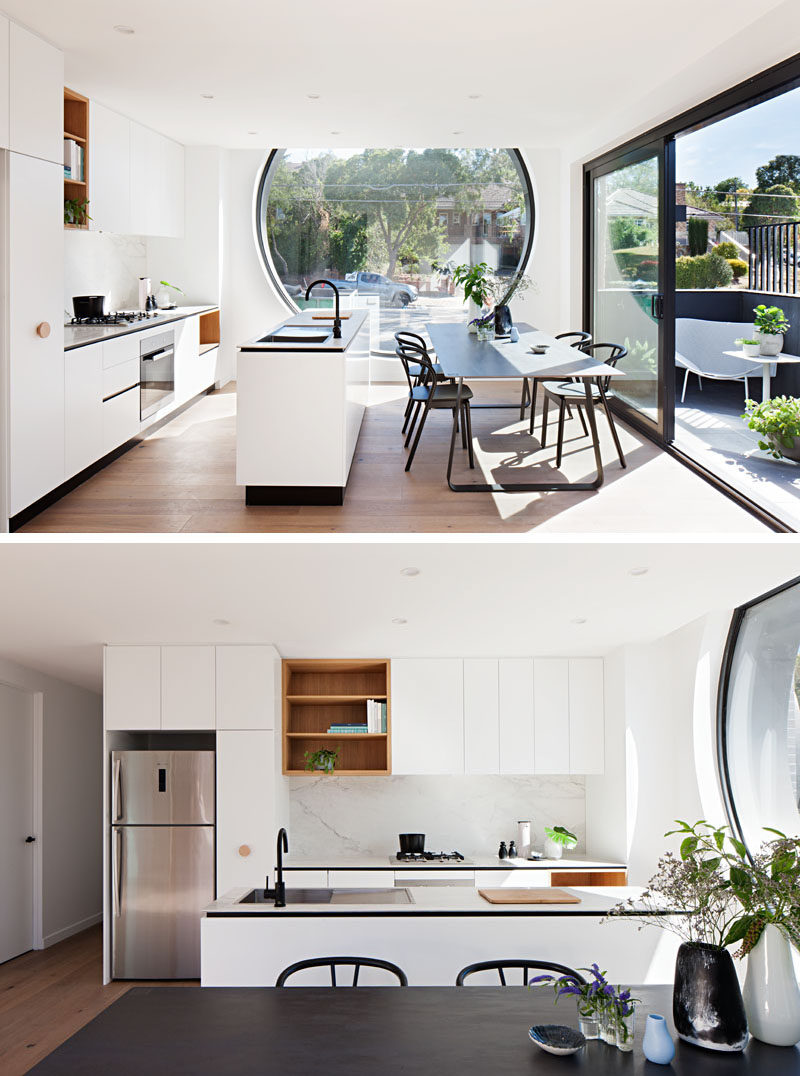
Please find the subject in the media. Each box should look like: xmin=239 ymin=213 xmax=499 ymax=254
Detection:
xmin=0 ymin=683 xmax=34 ymax=964
xmin=8 ymin=22 xmax=63 ymax=164
xmin=216 ymin=731 xmax=278 ymax=892
xmin=8 ymin=152 xmax=65 ymax=517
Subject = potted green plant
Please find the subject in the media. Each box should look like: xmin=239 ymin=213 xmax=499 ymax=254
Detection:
xmin=64 ymin=197 xmax=91 ymax=227
xmin=156 ymin=280 xmax=185 ymax=309
xmin=753 ymin=304 xmax=790 ymax=356
xmin=735 ymin=337 xmax=761 ymax=359
xmin=452 ymin=262 xmax=491 ymax=331
xmin=303 ymin=747 xmax=339 ymax=774
xmin=543 ymin=825 xmax=577 ymax=860
xmin=743 ymin=395 xmax=800 ymax=461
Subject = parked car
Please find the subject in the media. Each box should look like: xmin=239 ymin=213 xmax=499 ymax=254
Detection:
xmin=303 ymin=273 xmax=417 ymax=307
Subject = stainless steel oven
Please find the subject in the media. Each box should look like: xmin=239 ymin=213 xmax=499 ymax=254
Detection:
xmin=140 ymin=330 xmax=175 ymax=420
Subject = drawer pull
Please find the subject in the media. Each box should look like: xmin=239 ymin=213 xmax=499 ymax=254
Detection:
xmin=36 ymin=322 xmax=51 ymax=339
xmin=238 ymin=844 xmax=251 ymax=858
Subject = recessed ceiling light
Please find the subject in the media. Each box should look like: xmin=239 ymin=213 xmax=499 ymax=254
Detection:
xmin=247 ymin=131 xmax=259 ymax=135
xmin=391 ymin=617 xmax=408 ymax=626
xmin=571 ymin=617 xmax=588 ymax=625
xmin=467 ymin=93 xmax=482 ymax=99
xmin=331 ymin=130 xmax=341 ymax=135
xmin=307 ymin=93 xmax=320 ymax=100
xmin=212 ymin=618 xmax=231 ymax=626
xmin=200 ymin=93 xmax=215 ymax=100
xmin=452 ymin=130 xmax=464 ymax=135
xmin=629 ymin=566 xmax=649 ymax=577
xmin=400 ymin=567 xmax=420 ymax=577
xmin=113 ymin=24 xmax=135 ymax=34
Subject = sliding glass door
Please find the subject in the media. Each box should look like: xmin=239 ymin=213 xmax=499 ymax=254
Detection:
xmin=587 ymin=141 xmax=674 ymax=442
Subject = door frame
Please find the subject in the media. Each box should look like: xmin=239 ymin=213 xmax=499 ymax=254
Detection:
xmin=0 ymin=679 xmax=44 ymax=953
xmin=583 ymin=138 xmax=675 ymax=443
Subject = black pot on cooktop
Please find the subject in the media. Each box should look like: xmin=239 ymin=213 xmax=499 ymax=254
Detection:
xmin=72 ymin=295 xmax=107 ymax=320
xmin=398 ymin=833 xmax=425 ymax=854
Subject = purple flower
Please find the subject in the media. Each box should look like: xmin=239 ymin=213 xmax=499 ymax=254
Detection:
xmin=528 ymin=974 xmax=555 ymax=985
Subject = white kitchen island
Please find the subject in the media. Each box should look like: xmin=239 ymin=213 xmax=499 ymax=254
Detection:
xmin=202 ymin=885 xmax=679 ymax=987
xmin=236 ymin=310 xmax=370 ymax=505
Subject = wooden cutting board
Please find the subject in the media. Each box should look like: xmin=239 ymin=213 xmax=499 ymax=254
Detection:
xmin=311 ymin=312 xmax=352 ymax=319
xmin=478 ymin=887 xmax=581 ymax=905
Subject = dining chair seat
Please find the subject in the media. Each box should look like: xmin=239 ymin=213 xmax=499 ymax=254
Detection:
xmin=396 ymin=342 xmax=475 ymax=472
xmin=409 ymin=382 xmax=474 ymax=405
xmin=408 ymin=361 xmax=445 ymax=380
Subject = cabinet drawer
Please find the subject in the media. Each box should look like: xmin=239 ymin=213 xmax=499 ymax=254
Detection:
xmin=102 ymin=384 xmax=140 ymax=454
xmin=394 ymin=869 xmax=474 ymax=884
xmin=103 ymin=357 xmax=139 ymax=400
xmin=103 ymin=334 xmax=140 ymax=369
xmin=282 ymin=870 xmax=328 ymax=888
xmin=474 ymin=870 xmax=551 ymax=888
xmin=328 ymin=870 xmax=390 ymax=889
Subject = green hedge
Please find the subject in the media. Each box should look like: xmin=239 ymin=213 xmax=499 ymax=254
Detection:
xmin=727 ymin=258 xmax=748 ymax=279
xmin=675 ymin=252 xmax=734 ymax=289
xmin=714 ymin=241 xmax=739 ymax=259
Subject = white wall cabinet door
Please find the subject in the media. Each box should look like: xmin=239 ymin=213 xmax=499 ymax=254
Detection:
xmin=161 ymin=646 xmax=215 ymax=730
xmin=568 ymin=658 xmax=605 ymax=775
xmin=8 ymin=153 xmax=64 ymax=517
xmin=130 ymin=122 xmax=184 ymax=237
xmin=498 ymin=659 xmax=535 ymax=775
xmin=216 ymin=731 xmax=278 ymax=893
xmin=0 ymin=17 xmax=9 ymax=150
xmin=90 ymin=102 xmax=131 ymax=234
xmin=8 ymin=22 xmax=63 ymax=164
xmin=164 ymin=135 xmax=185 ymax=238
xmin=64 ymin=343 xmax=103 ymax=480
xmin=215 ymin=647 xmax=277 ymax=730
xmin=463 ymin=659 xmax=499 ymax=774
xmin=533 ymin=658 xmax=570 ymax=774
xmin=391 ymin=659 xmax=464 ymax=775
xmin=104 ymin=646 xmax=161 ymax=731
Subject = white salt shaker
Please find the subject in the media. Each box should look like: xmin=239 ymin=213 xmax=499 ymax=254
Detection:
xmin=517 ymin=820 xmax=531 ymax=860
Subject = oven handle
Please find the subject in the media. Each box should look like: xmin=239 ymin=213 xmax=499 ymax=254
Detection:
xmin=141 ymin=347 xmax=172 ymax=361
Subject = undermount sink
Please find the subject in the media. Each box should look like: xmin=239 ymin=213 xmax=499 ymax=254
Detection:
xmin=259 ymin=326 xmax=332 ymax=343
xmin=239 ymin=887 xmax=414 ymax=906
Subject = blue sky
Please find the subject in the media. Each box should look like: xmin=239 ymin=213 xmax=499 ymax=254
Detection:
xmin=677 ymin=86 xmax=800 ymax=189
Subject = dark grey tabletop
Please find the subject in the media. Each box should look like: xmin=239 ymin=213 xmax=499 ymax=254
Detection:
xmin=428 ymin=322 xmax=624 ymax=381
xmin=29 ymin=985 xmax=799 ymax=1074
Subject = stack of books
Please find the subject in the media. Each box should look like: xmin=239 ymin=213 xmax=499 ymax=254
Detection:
xmin=63 ymin=138 xmax=84 ymax=181
xmin=327 ymin=723 xmax=368 ymax=734
xmin=366 ymin=699 xmax=388 ymax=734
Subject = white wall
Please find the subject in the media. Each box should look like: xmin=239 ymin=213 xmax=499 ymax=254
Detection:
xmin=64 ymin=230 xmax=146 ymax=313
xmin=289 ymin=773 xmax=585 ymax=859
xmin=0 ymin=654 xmax=102 ymax=947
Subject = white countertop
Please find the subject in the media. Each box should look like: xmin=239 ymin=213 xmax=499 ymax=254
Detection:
xmin=64 ymin=305 xmax=218 ymax=350
xmin=205 ymin=885 xmax=640 ymax=917
xmin=238 ymin=310 xmax=368 ymax=353
xmin=282 ymin=854 xmax=627 ymax=871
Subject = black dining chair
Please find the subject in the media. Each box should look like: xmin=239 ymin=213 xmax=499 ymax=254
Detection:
xmin=539 ymin=342 xmax=628 ymax=470
xmin=394 ymin=330 xmax=450 ymax=435
xmin=456 ymin=959 xmax=586 ymax=987
xmin=396 ymin=342 xmax=475 ymax=472
xmin=276 ymin=956 xmax=408 ymax=987
xmin=521 ymin=331 xmax=593 ymax=433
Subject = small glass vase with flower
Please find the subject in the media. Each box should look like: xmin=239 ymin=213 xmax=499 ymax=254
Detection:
xmin=529 ymin=963 xmax=638 ymax=1049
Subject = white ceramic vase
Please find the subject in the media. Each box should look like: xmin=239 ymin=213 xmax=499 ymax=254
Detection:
xmin=743 ymin=924 xmax=800 ymax=1047
xmin=758 ymin=332 xmax=783 ymax=356
xmin=543 ymin=837 xmax=563 ymax=860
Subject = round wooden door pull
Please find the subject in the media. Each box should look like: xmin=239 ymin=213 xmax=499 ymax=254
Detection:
xmin=36 ymin=322 xmax=51 ymax=339
xmin=238 ymin=844 xmax=251 ymax=857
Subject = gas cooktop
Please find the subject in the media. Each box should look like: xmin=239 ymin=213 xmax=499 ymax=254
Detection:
xmin=68 ymin=311 xmax=165 ymax=327
xmin=393 ymin=851 xmax=468 ymax=864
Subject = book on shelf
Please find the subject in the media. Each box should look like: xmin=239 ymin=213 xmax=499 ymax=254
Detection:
xmin=327 ymin=724 xmax=368 ymax=734
xmin=63 ymin=138 xmax=83 ymax=182
xmin=365 ymin=699 xmax=388 ymax=734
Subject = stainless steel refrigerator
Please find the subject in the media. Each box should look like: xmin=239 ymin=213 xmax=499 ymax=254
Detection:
xmin=111 ymin=750 xmax=215 ymax=979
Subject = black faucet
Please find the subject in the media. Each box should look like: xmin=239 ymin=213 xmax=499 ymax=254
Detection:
xmin=305 ymin=279 xmax=342 ymax=339
xmin=264 ymin=827 xmax=289 ymax=907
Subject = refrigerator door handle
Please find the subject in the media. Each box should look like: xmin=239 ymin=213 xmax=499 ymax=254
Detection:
xmin=113 ymin=757 xmax=123 ymax=821
xmin=112 ymin=829 xmax=122 ymax=918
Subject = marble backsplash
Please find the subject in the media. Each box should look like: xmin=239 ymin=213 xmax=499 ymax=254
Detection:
xmin=289 ymin=775 xmax=586 ymax=859
xmin=64 ymin=231 xmax=147 ymax=314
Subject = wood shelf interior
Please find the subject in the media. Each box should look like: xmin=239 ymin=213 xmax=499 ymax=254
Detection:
xmin=199 ymin=310 xmax=220 ymax=347
xmin=282 ymin=659 xmax=391 ymax=775
xmin=64 ymin=87 xmax=89 ymax=229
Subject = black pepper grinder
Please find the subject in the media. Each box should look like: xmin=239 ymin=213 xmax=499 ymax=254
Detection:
xmin=508 ymin=840 xmax=517 ymax=859
xmin=498 ymin=841 xmax=508 ymax=860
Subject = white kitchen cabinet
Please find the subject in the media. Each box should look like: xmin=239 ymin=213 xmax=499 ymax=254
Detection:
xmin=217 ymin=731 xmax=281 ymax=893
xmin=474 ymin=870 xmax=550 ymax=888
xmin=130 ymin=121 xmax=184 ymax=237
xmin=174 ymin=315 xmax=201 ymax=405
xmin=102 ymin=385 xmax=140 ymax=456
xmin=64 ymin=343 xmax=103 ymax=480
xmin=498 ymin=659 xmax=535 ymax=775
xmin=90 ymin=102 xmax=131 ymax=234
xmin=328 ymin=871 xmax=388 ymax=889
xmin=8 ymin=22 xmax=63 ymax=164
xmin=161 ymin=646 xmax=215 ymax=730
xmin=0 ymin=17 xmax=9 ymax=149
xmin=533 ymin=658 xmax=570 ymax=773
xmin=463 ymin=659 xmax=499 ymax=774
xmin=164 ymin=135 xmax=185 ymax=238
xmin=390 ymin=659 xmax=464 ymax=775
xmin=7 ymin=152 xmax=64 ymax=517
xmin=216 ymin=646 xmax=278 ymax=730
xmin=568 ymin=658 xmax=605 ymax=775
xmin=104 ymin=646 xmax=161 ymax=731
xmin=281 ymin=870 xmax=328 ymax=888
xmin=394 ymin=869 xmax=474 ymax=884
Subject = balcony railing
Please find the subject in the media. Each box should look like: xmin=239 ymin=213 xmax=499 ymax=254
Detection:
xmin=748 ymin=221 xmax=800 ymax=294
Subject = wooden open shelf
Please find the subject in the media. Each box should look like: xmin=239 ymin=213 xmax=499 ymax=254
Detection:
xmin=64 ymin=88 xmax=90 ymax=229
xmin=199 ymin=310 xmax=220 ymax=350
xmin=282 ymin=659 xmax=391 ymax=775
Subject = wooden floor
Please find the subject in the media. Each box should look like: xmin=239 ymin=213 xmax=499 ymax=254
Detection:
xmin=19 ymin=382 xmax=767 ymax=533
xmin=0 ymin=928 xmax=195 ymax=1076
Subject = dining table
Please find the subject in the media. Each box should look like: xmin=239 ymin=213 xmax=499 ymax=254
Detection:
xmin=29 ymin=983 xmax=800 ymax=1075
xmin=427 ymin=321 xmax=625 ymax=493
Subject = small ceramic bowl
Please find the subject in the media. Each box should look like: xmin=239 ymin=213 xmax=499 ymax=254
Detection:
xmin=528 ymin=1024 xmax=586 ymax=1056
xmin=530 ymin=344 xmax=549 ymax=354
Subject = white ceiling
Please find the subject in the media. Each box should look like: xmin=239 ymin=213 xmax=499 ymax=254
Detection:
xmin=0 ymin=538 xmax=798 ymax=693
xmin=2 ymin=0 xmax=796 ymax=149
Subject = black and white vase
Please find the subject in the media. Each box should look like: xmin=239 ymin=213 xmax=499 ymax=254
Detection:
xmin=673 ymin=942 xmax=749 ymax=1052
xmin=494 ymin=304 xmax=513 ymax=336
